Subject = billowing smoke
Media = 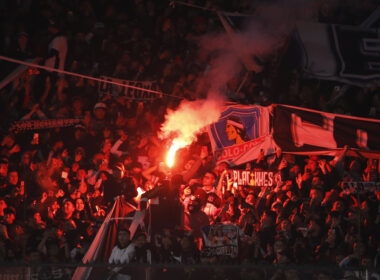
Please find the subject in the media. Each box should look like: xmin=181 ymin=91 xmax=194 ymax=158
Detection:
xmin=160 ymin=98 xmax=223 ymax=147
xmin=160 ymin=0 xmax=327 ymax=157
xmin=198 ymin=0 xmax=326 ymax=89
xmin=161 ymin=97 xmax=223 ymax=167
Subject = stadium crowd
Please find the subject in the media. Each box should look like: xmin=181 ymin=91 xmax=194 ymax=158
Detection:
xmin=0 ymin=0 xmax=379 ymax=279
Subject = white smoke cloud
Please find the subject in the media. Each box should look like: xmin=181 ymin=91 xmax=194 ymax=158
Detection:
xmin=160 ymin=98 xmax=223 ymax=147
xmin=160 ymin=0 xmax=328 ymax=149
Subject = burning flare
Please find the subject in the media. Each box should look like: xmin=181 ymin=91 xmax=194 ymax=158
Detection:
xmin=166 ymin=139 xmax=188 ymax=168
xmin=134 ymin=186 xmax=146 ymax=204
xmin=136 ymin=187 xmax=145 ymax=196
xmin=167 ymin=142 xmax=179 ymax=168
xmin=161 ymin=99 xmax=223 ymax=168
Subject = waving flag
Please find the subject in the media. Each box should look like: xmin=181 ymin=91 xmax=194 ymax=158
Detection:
xmin=208 ymin=104 xmax=278 ymax=166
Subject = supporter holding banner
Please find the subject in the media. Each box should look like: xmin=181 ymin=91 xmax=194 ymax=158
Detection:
xmin=342 ymin=181 xmax=380 ymax=193
xmin=208 ymin=104 xmax=278 ymax=166
xmin=98 ymin=76 xmax=162 ymax=101
xmin=9 ymin=118 xmax=82 ymax=132
xmin=201 ymin=224 xmax=242 ymax=258
xmin=228 ymin=169 xmax=281 ymax=188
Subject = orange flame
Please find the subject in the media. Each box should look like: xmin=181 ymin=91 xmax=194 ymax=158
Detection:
xmin=161 ymin=99 xmax=223 ymax=167
xmin=167 ymin=143 xmax=178 ymax=168
xmin=137 ymin=187 xmax=144 ymax=196
xmin=166 ymin=139 xmax=188 ymax=168
xmin=134 ymin=187 xmax=146 ymax=204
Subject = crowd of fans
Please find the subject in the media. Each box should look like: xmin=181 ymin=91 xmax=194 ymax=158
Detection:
xmin=0 ymin=0 xmax=379 ymax=279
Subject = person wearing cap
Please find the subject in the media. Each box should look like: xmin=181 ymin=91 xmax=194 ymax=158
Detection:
xmin=94 ymin=102 xmax=107 ymax=121
xmin=92 ymin=102 xmax=110 ymax=137
xmin=93 ymin=102 xmax=107 ymax=112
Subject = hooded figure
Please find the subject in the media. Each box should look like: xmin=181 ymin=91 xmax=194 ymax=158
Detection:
xmin=184 ymin=196 xmax=209 ymax=239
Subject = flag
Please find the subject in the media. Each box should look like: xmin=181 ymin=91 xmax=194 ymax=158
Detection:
xmin=0 ymin=58 xmax=36 ymax=90
xmin=72 ymin=197 xmax=135 ymax=280
xmin=272 ymin=104 xmax=380 ymax=158
xmin=208 ymin=104 xmax=278 ymax=166
xmin=296 ymin=7 xmax=380 ymax=86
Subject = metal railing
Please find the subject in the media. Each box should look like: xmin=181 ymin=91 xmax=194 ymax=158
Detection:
xmin=0 ymin=262 xmax=378 ymax=280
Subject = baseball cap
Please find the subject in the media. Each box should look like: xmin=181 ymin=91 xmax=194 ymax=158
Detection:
xmin=93 ymin=102 xmax=107 ymax=111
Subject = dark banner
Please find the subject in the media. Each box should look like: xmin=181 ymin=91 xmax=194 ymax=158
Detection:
xmin=9 ymin=118 xmax=82 ymax=133
xmin=343 ymin=181 xmax=380 ymax=193
xmin=296 ymin=8 xmax=380 ymax=87
xmin=273 ymin=105 xmax=380 ymax=158
xmin=98 ymin=76 xmax=162 ymax=101
xmin=0 ymin=267 xmax=29 ymax=279
xmin=228 ymin=169 xmax=281 ymax=187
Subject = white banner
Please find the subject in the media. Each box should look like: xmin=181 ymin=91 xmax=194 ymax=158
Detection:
xmin=201 ymin=224 xmax=241 ymax=258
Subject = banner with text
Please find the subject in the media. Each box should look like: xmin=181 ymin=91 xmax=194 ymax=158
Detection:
xmin=343 ymin=181 xmax=380 ymax=193
xmin=228 ymin=169 xmax=281 ymax=187
xmin=208 ymin=104 xmax=278 ymax=166
xmin=9 ymin=118 xmax=82 ymax=133
xmin=98 ymin=76 xmax=162 ymax=101
xmin=201 ymin=224 xmax=241 ymax=258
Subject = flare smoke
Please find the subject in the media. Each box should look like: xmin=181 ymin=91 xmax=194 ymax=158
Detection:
xmin=160 ymin=98 xmax=223 ymax=147
xmin=160 ymin=0 xmax=327 ymax=149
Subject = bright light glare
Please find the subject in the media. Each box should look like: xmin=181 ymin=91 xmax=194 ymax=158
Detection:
xmin=167 ymin=143 xmax=180 ymax=168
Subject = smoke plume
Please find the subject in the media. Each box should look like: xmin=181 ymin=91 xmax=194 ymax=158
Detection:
xmin=160 ymin=98 xmax=223 ymax=148
xmin=160 ymin=0 xmax=327 ymax=150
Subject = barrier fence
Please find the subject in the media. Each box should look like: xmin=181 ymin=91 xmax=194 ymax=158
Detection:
xmin=0 ymin=263 xmax=377 ymax=280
